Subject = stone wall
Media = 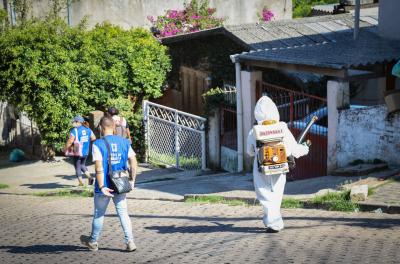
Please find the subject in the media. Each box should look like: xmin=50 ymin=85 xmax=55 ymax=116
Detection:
xmin=29 ymin=0 xmax=292 ymax=29
xmin=336 ymin=105 xmax=400 ymax=167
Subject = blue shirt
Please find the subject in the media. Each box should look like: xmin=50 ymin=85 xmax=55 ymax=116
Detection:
xmin=92 ymin=135 xmax=131 ymax=193
xmin=70 ymin=126 xmax=93 ymax=157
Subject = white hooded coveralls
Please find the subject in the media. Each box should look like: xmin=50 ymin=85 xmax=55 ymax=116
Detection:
xmin=247 ymin=96 xmax=309 ymax=230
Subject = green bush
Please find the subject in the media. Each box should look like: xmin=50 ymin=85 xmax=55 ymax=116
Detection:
xmin=0 ymin=19 xmax=93 ymax=156
xmin=202 ymin=87 xmax=234 ymax=116
xmin=0 ymin=9 xmax=9 ymax=33
xmin=0 ymin=19 xmax=171 ymax=159
xmin=293 ymin=0 xmax=339 ymax=18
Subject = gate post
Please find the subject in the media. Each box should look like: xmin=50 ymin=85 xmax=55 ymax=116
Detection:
xmin=327 ymin=80 xmax=349 ymax=173
xmin=174 ymin=110 xmax=180 ymax=169
xmin=201 ymin=129 xmax=206 ymax=171
xmin=142 ymin=100 xmax=149 ymax=163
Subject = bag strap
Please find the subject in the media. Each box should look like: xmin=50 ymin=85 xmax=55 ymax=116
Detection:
xmin=103 ymin=137 xmax=113 ymax=176
xmin=74 ymin=128 xmax=80 ymax=143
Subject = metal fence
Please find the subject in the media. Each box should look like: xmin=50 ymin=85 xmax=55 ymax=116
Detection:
xmin=143 ymin=100 xmax=206 ymax=172
xmin=221 ymin=84 xmax=237 ymax=105
xmin=0 ymin=102 xmax=41 ymax=156
xmin=220 ymin=84 xmax=237 ymax=150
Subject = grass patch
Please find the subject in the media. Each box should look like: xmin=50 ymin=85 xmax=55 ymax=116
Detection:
xmin=149 ymin=150 xmax=201 ymax=170
xmin=368 ymin=186 xmax=376 ymax=196
xmin=0 ymin=183 xmax=9 ymax=189
xmin=281 ymin=198 xmax=303 ymax=209
xmin=34 ymin=187 xmax=94 ymax=198
xmin=185 ymin=195 xmax=248 ymax=206
xmin=312 ymin=190 xmax=359 ymax=212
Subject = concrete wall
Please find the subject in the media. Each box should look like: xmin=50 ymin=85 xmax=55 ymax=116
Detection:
xmin=336 ymin=105 xmax=400 ymax=167
xmin=30 ymin=0 xmax=292 ymax=29
xmin=379 ymin=0 xmax=400 ymax=40
xmin=327 ymin=80 xmax=349 ymax=172
xmin=207 ymin=111 xmax=220 ymax=169
xmin=241 ymin=70 xmax=261 ymax=170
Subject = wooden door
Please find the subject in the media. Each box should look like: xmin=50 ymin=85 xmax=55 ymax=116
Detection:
xmin=180 ymin=66 xmax=209 ymax=115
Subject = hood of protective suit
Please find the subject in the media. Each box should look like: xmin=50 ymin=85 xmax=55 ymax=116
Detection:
xmin=254 ymin=96 xmax=280 ymax=124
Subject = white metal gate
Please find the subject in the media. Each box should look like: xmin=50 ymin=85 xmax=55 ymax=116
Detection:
xmin=143 ymin=100 xmax=206 ymax=172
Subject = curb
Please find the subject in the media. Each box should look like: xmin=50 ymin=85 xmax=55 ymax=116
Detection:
xmin=357 ymin=202 xmax=400 ymax=214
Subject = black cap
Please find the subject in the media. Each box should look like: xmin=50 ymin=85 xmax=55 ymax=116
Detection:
xmin=107 ymin=106 xmax=119 ymax=116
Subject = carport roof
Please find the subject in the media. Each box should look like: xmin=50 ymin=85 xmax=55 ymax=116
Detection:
xmin=234 ymin=29 xmax=400 ymax=72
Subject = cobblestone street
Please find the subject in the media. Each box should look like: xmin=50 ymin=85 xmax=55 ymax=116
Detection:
xmin=0 ymin=194 xmax=399 ymax=264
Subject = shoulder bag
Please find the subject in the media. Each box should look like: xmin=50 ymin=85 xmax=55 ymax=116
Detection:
xmin=65 ymin=128 xmax=83 ymax=157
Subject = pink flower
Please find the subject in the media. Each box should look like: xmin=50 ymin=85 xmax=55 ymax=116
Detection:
xmin=262 ymin=9 xmax=274 ymax=22
xmin=191 ymin=15 xmax=201 ymax=19
xmin=147 ymin=15 xmax=155 ymax=22
xmin=167 ymin=10 xmax=178 ymax=19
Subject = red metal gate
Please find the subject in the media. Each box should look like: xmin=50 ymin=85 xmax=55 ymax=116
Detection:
xmin=257 ymin=81 xmax=327 ymax=180
xmin=220 ymin=106 xmax=237 ymax=150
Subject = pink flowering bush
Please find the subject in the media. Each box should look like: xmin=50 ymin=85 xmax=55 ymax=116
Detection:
xmin=148 ymin=0 xmax=225 ymax=38
xmin=260 ymin=8 xmax=274 ymax=22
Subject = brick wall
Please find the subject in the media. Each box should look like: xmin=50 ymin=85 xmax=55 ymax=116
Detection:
xmin=336 ymin=105 xmax=400 ymax=167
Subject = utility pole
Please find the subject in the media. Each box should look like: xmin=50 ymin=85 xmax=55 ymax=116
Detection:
xmin=67 ymin=0 xmax=72 ymax=26
xmin=354 ymin=0 xmax=360 ymax=40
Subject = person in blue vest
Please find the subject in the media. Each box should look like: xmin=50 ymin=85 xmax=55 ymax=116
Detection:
xmin=64 ymin=116 xmax=96 ymax=186
xmin=80 ymin=116 xmax=138 ymax=252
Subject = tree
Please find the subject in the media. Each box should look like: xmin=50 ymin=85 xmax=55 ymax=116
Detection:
xmin=0 ymin=19 xmax=171 ymax=160
xmin=0 ymin=19 xmax=91 ymax=159
xmin=80 ymin=24 xmax=171 ymax=158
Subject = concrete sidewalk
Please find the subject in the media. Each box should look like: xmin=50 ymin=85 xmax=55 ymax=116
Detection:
xmin=1 ymin=156 xmax=399 ymax=213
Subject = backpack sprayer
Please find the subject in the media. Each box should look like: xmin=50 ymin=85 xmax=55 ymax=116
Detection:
xmin=253 ymin=115 xmax=318 ymax=175
xmin=287 ymin=115 xmax=318 ymax=170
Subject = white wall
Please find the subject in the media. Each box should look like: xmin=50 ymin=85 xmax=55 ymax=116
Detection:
xmin=30 ymin=0 xmax=292 ymax=29
xmin=379 ymin=0 xmax=400 ymax=40
xmin=327 ymin=80 xmax=349 ymax=172
xmin=241 ymin=70 xmax=261 ymax=170
xmin=336 ymin=105 xmax=400 ymax=167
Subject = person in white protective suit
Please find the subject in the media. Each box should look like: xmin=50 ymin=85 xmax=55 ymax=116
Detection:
xmin=246 ymin=96 xmax=309 ymax=232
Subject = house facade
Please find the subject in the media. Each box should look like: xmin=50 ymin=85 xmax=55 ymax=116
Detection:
xmin=232 ymin=0 xmax=400 ymax=174
xmin=158 ymin=11 xmax=382 ymax=179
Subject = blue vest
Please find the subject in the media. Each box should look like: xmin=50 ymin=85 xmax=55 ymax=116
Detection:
xmin=93 ymin=135 xmax=130 ymax=193
xmin=70 ymin=126 xmax=93 ymax=157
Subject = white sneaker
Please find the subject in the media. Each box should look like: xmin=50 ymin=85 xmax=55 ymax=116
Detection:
xmin=80 ymin=235 xmax=98 ymax=251
xmin=126 ymin=241 xmax=137 ymax=252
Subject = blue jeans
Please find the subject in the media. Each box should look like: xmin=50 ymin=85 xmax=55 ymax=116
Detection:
xmin=90 ymin=193 xmax=134 ymax=243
